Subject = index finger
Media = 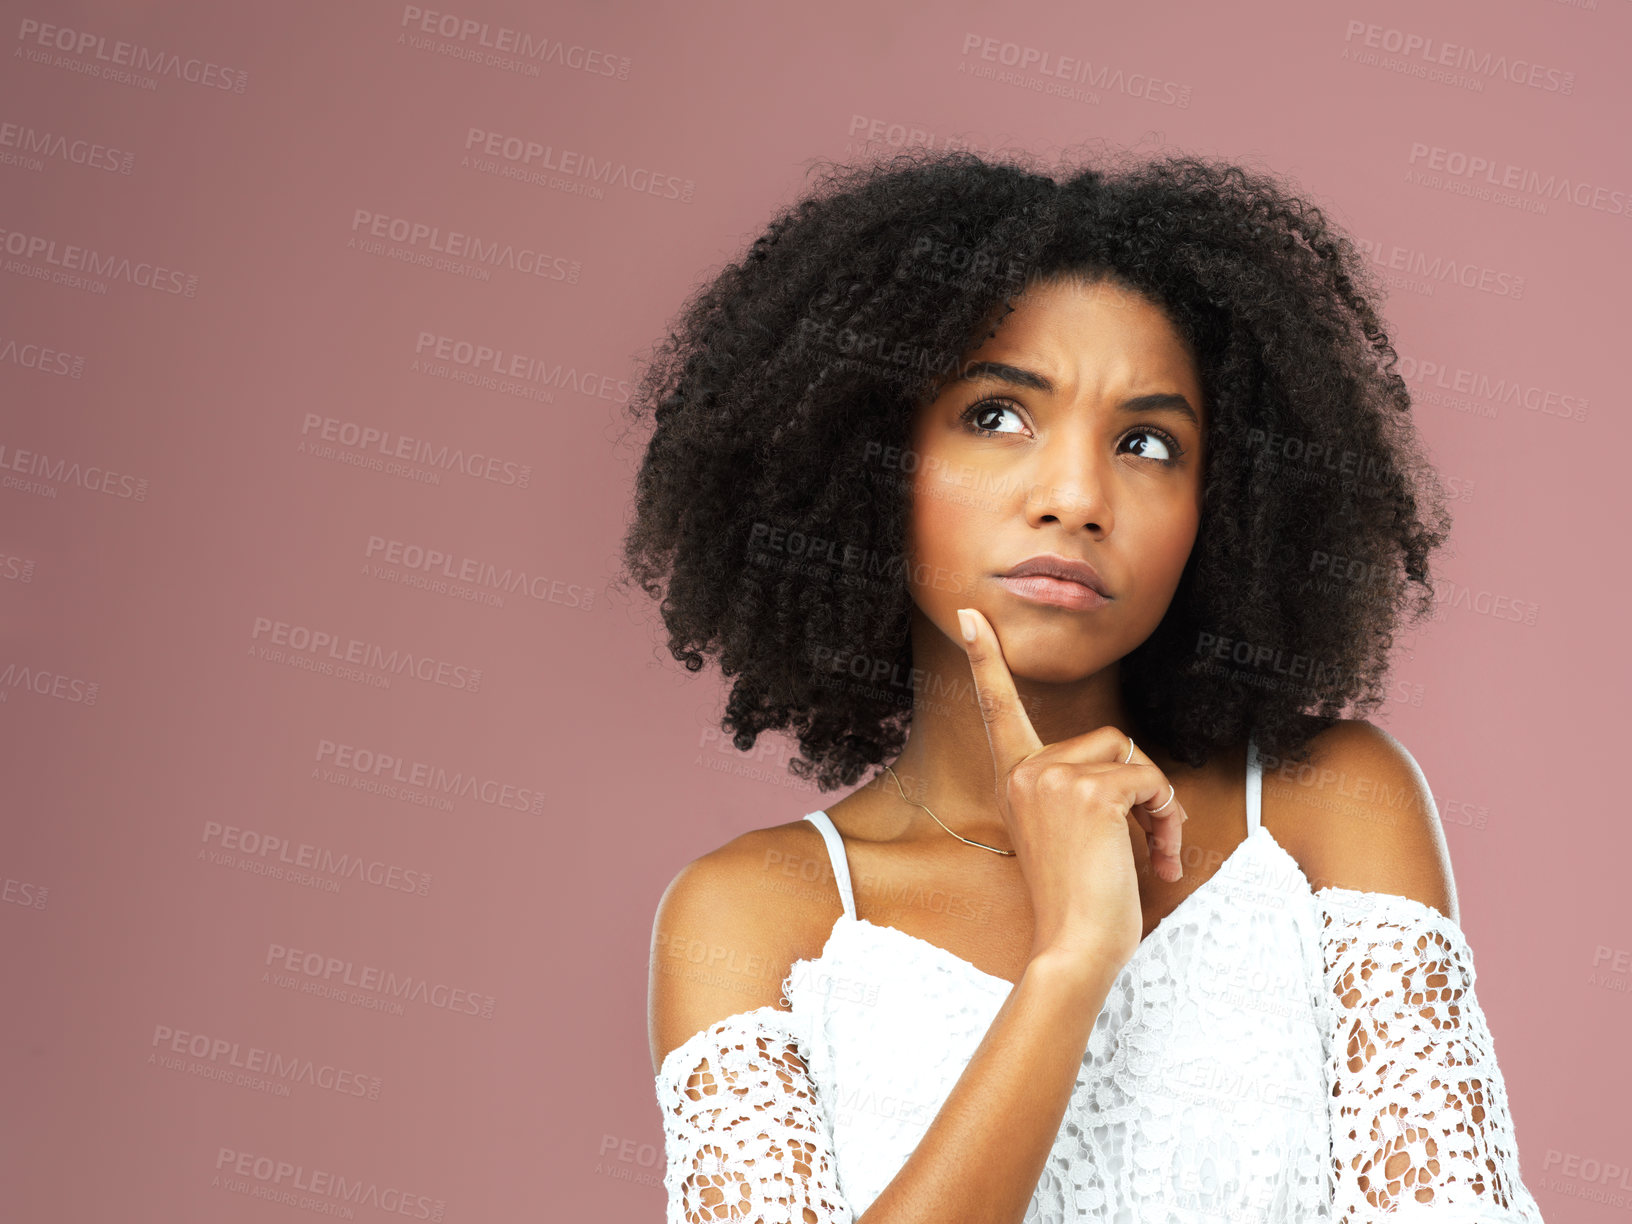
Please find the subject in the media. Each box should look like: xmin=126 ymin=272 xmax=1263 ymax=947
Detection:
xmin=956 ymin=607 xmax=1043 ymax=779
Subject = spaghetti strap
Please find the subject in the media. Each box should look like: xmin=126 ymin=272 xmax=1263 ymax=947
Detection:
xmin=802 ymin=811 xmax=856 ymax=920
xmin=1245 ymin=737 xmax=1263 ymax=835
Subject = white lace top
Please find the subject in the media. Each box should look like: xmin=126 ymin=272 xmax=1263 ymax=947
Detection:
xmin=655 ymin=740 xmax=1544 ymax=1222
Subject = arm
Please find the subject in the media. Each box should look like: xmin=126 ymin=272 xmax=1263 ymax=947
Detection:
xmin=1319 ymin=888 xmax=1545 ymax=1222
xmin=1261 ymin=719 xmax=1545 ymax=1221
xmin=853 ymin=949 xmax=1118 ymax=1224
xmin=651 ymin=833 xmax=856 ymax=1224
xmin=651 ymin=830 xmax=1123 ymax=1224
xmin=655 ymin=951 xmax=1118 ymax=1224
xmin=657 ymin=1006 xmax=854 ymax=1224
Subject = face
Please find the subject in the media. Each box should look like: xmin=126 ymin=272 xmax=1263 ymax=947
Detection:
xmin=905 ymin=274 xmax=1207 ymax=686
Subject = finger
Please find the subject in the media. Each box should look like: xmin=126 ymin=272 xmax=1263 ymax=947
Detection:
xmin=1098 ymin=739 xmax=1189 ymax=883
xmin=1134 ymin=774 xmax=1187 ymax=883
xmin=1042 ymin=728 xmax=1189 ymax=880
xmin=1064 ymin=760 xmax=1185 ymax=882
xmin=1129 ymin=809 xmax=1166 ymax=881
xmin=1032 ymin=725 xmax=1145 ymax=768
xmin=956 ymin=607 xmax=1043 ymax=780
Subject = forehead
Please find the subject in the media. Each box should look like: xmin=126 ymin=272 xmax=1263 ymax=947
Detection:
xmin=969 ymin=276 xmax=1200 ymax=390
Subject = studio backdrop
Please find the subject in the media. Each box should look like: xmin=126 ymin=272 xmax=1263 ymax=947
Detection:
xmin=1 ymin=1 xmax=1625 ymax=1221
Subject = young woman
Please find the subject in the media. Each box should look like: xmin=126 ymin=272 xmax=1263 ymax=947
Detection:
xmin=619 ymin=147 xmax=1544 ymax=1223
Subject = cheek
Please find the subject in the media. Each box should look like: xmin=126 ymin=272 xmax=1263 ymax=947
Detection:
xmin=908 ymin=474 xmax=986 ymax=599
xmin=1138 ymin=509 xmax=1201 ymax=592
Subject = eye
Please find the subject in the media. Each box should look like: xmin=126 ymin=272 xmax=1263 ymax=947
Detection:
xmin=959 ymin=399 xmax=1187 ymax=467
xmin=958 ymin=398 xmax=1027 ymax=436
xmin=1120 ymin=427 xmax=1184 ymax=465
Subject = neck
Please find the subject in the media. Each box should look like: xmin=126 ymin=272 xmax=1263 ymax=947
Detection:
xmin=874 ymin=607 xmax=1162 ymax=846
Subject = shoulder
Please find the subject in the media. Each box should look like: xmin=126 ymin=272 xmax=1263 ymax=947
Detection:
xmin=647 ymin=818 xmax=843 ymax=1075
xmin=1258 ymin=718 xmax=1458 ymax=921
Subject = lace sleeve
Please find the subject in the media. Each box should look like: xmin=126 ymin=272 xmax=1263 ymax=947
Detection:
xmin=1317 ymin=889 xmax=1546 ymax=1222
xmin=656 ymin=1004 xmax=855 ymax=1224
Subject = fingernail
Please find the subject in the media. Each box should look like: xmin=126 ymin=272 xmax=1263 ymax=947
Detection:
xmin=957 ymin=609 xmax=975 ymax=644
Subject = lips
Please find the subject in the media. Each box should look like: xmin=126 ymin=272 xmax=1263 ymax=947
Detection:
xmin=1000 ymin=553 xmax=1109 ymax=597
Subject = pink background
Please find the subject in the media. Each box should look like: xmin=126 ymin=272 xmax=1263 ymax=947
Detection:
xmin=2 ymin=0 xmax=1625 ymax=1219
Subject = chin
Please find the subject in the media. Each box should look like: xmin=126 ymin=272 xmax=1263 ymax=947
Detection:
xmin=990 ymin=633 xmax=1115 ymax=685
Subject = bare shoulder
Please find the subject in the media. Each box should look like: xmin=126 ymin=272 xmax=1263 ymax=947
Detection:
xmin=1259 ymin=717 xmax=1458 ymax=921
xmin=647 ymin=817 xmax=844 ymax=1075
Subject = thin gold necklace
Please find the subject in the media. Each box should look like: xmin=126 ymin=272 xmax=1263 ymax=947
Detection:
xmin=883 ymin=764 xmax=1016 ymax=856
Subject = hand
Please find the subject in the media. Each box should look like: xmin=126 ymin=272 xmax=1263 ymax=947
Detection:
xmin=956 ymin=606 xmax=1191 ymax=972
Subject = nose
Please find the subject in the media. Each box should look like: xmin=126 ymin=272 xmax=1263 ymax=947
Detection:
xmin=1023 ymin=430 xmax=1114 ymax=535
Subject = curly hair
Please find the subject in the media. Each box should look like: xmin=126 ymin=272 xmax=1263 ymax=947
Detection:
xmin=612 ymin=144 xmax=1452 ymax=791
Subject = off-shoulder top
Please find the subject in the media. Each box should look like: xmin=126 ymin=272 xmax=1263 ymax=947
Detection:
xmin=654 ymin=739 xmax=1544 ymax=1222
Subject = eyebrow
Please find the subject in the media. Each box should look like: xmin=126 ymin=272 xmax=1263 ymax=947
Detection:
xmin=957 ymin=360 xmax=1201 ymax=429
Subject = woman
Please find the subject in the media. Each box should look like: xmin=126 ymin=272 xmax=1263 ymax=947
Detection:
xmin=620 ymin=146 xmax=1544 ymax=1222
